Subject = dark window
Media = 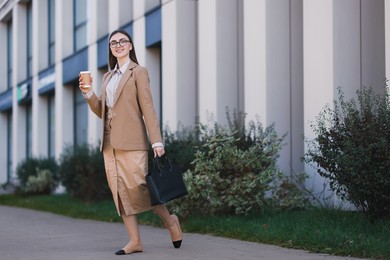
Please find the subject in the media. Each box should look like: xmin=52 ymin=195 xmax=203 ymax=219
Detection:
xmin=48 ymin=0 xmax=56 ymax=66
xmin=74 ymin=88 xmax=88 ymax=146
xmin=48 ymin=94 xmax=56 ymax=158
xmin=7 ymin=21 xmax=13 ymax=89
xmin=27 ymin=2 xmax=32 ymax=77
xmin=7 ymin=112 xmax=13 ymax=183
xmin=26 ymin=104 xmax=32 ymax=158
xmin=74 ymin=0 xmax=87 ymax=51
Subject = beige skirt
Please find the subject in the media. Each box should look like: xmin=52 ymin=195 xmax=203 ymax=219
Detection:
xmin=103 ymin=113 xmax=153 ymax=216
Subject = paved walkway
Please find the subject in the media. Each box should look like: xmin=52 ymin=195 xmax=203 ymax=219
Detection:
xmin=0 ymin=205 xmax=364 ymax=260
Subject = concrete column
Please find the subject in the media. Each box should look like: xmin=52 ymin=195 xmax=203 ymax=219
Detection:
xmin=32 ymin=0 xmax=48 ymax=157
xmin=108 ymin=0 xmax=120 ymax=32
xmin=0 ymin=21 xmax=8 ymax=87
xmin=244 ymin=0 xmax=303 ymax=175
xmin=55 ymin=0 xmax=73 ymax=159
xmin=87 ymin=0 xmax=103 ymax=147
xmin=198 ymin=0 xmax=217 ymax=123
xmin=162 ymin=0 xmax=197 ymax=129
xmin=244 ymin=0 xmax=267 ymax=123
xmin=132 ymin=2 xmax=146 ymax=66
xmin=12 ymin=4 xmax=27 ymax=177
xmin=303 ymin=0 xmax=334 ymax=194
xmin=0 ymin=23 xmax=7 ymax=182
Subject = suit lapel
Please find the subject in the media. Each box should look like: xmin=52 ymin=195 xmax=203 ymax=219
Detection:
xmin=100 ymin=72 xmax=111 ymax=107
xmin=113 ymin=61 xmax=137 ymax=106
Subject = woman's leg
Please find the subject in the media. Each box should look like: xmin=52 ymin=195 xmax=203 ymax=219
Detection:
xmin=152 ymin=204 xmax=183 ymax=248
xmin=121 ymin=214 xmax=143 ymax=253
xmin=117 ymin=198 xmax=143 ymax=254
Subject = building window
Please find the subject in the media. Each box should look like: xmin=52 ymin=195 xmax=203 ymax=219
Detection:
xmin=74 ymin=90 xmax=88 ymax=146
xmin=74 ymin=0 xmax=87 ymax=51
xmin=27 ymin=2 xmax=32 ymax=77
xmin=48 ymin=0 xmax=56 ymax=66
xmin=7 ymin=20 xmax=13 ymax=89
xmin=7 ymin=112 xmax=13 ymax=183
xmin=145 ymin=0 xmax=161 ymax=13
xmin=48 ymin=94 xmax=55 ymax=158
xmin=26 ymin=104 xmax=32 ymax=158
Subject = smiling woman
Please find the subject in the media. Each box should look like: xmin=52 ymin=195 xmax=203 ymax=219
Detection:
xmin=77 ymin=29 xmax=183 ymax=256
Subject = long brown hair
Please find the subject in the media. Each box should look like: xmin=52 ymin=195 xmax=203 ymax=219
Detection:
xmin=108 ymin=29 xmax=139 ymax=70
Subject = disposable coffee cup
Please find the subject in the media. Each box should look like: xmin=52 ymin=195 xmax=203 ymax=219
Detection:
xmin=80 ymin=71 xmax=91 ymax=88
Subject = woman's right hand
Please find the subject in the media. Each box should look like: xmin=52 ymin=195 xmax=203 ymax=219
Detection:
xmin=79 ymin=75 xmax=93 ymax=94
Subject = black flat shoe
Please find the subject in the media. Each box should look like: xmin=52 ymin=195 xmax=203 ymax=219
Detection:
xmin=172 ymin=240 xmax=182 ymax=249
xmin=115 ymin=249 xmax=143 ymax=255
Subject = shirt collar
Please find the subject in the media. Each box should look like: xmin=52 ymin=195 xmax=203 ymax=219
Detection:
xmin=113 ymin=58 xmax=131 ymax=75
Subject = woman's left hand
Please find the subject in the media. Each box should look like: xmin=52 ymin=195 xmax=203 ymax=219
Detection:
xmin=153 ymin=146 xmax=165 ymax=158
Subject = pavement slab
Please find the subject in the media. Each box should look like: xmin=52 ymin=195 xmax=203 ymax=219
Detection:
xmin=0 ymin=205 xmax=365 ymax=260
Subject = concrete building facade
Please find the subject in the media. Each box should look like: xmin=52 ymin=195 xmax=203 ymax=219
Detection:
xmin=0 ymin=0 xmax=389 ymax=201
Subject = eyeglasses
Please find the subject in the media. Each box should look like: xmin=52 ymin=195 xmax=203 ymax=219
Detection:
xmin=109 ymin=39 xmax=130 ymax=48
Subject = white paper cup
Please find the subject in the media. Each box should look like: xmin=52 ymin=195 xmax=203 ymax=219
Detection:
xmin=80 ymin=71 xmax=91 ymax=88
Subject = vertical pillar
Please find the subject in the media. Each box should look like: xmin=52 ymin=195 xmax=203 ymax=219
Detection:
xmin=108 ymin=0 xmax=120 ymax=32
xmin=243 ymin=0 xmax=267 ymax=123
xmin=0 ymin=22 xmax=8 ymax=183
xmin=244 ymin=0 xmax=304 ymax=175
xmin=12 ymin=4 xmax=27 ymax=176
xmin=132 ymin=1 xmax=145 ymax=64
xmin=55 ymin=0 xmax=73 ymax=159
xmin=87 ymin=0 xmax=103 ymax=146
xmin=162 ymin=0 xmax=196 ymax=129
xmin=303 ymin=0 xmax=334 ymax=193
xmin=198 ymin=0 xmax=217 ymax=123
xmin=32 ymin=0 xmax=48 ymax=157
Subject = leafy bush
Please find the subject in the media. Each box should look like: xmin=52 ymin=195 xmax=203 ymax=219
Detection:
xmin=58 ymin=144 xmax=111 ymax=202
xmin=271 ymin=172 xmax=310 ymax=210
xmin=305 ymin=87 xmax=390 ymax=218
xmin=23 ymin=169 xmax=54 ymax=195
xmin=169 ymin=118 xmax=289 ymax=217
xmin=15 ymin=157 xmax=58 ymax=195
xmin=161 ymin=123 xmax=200 ymax=172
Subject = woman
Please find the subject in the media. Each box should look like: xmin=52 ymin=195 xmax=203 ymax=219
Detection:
xmin=79 ymin=29 xmax=182 ymax=255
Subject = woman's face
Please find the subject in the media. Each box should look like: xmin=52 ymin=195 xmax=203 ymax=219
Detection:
xmin=109 ymin=33 xmax=132 ymax=59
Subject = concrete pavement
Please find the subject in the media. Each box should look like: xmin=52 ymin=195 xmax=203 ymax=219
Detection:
xmin=0 ymin=205 xmax=364 ymax=260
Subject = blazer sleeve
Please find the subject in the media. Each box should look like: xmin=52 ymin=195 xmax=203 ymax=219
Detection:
xmin=85 ymin=72 xmax=110 ymax=119
xmin=134 ymin=66 xmax=163 ymax=144
xmin=86 ymin=92 xmax=102 ymax=119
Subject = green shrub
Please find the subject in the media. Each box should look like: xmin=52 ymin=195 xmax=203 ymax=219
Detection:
xmin=161 ymin=123 xmax=200 ymax=172
xmin=23 ymin=169 xmax=54 ymax=195
xmin=305 ymin=87 xmax=390 ymax=218
xmin=58 ymin=144 xmax=111 ymax=202
xmin=169 ymin=119 xmax=287 ymax=217
xmin=15 ymin=157 xmax=58 ymax=195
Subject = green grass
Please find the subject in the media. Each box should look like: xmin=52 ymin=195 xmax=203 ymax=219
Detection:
xmin=0 ymin=194 xmax=389 ymax=259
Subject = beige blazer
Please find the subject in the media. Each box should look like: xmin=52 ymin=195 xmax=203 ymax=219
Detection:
xmin=86 ymin=61 xmax=162 ymax=151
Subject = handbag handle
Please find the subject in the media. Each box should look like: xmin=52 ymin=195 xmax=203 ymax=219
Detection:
xmin=155 ymin=155 xmax=173 ymax=172
xmin=150 ymin=155 xmax=173 ymax=177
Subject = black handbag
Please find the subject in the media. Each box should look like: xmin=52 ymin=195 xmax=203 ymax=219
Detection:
xmin=146 ymin=155 xmax=188 ymax=206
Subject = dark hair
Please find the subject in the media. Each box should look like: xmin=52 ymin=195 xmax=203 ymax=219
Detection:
xmin=108 ymin=29 xmax=139 ymax=70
